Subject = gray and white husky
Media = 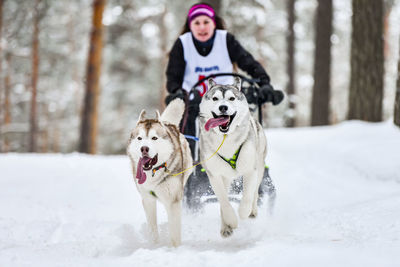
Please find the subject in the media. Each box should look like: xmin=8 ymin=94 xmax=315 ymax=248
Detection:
xmin=199 ymin=77 xmax=267 ymax=237
xmin=127 ymin=99 xmax=192 ymax=247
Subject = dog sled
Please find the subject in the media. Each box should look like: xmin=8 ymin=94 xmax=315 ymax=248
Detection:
xmin=177 ymin=73 xmax=276 ymax=211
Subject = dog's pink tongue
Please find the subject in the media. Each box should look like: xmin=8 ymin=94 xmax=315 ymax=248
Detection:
xmin=205 ymin=117 xmax=229 ymax=131
xmin=136 ymin=157 xmax=152 ymax=184
xmin=136 ymin=158 xmax=146 ymax=184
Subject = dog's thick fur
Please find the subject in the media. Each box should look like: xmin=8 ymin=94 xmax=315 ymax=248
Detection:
xmin=127 ymin=99 xmax=192 ymax=247
xmin=199 ymin=77 xmax=267 ymax=237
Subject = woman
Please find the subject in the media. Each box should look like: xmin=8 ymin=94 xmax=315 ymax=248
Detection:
xmin=166 ymin=3 xmax=283 ymax=153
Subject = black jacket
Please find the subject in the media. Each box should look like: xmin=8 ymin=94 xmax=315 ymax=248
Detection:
xmin=166 ymin=32 xmax=271 ymax=94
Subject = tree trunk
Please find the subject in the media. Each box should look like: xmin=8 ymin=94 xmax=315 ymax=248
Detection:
xmin=67 ymin=6 xmax=82 ymax=116
xmin=383 ymin=0 xmax=394 ymax=59
xmin=29 ymin=0 xmax=41 ymax=152
xmin=79 ymin=0 xmax=106 ymax=154
xmin=286 ymin=0 xmax=296 ymax=127
xmin=3 ymin=53 xmax=11 ymax=152
xmin=394 ymin=35 xmax=400 ymax=127
xmin=311 ymin=0 xmax=332 ymax=126
xmin=52 ymin=126 xmax=60 ymax=153
xmin=348 ymin=0 xmax=384 ymax=122
xmin=159 ymin=7 xmax=168 ymax=111
xmin=0 ymin=0 xmax=3 ymax=152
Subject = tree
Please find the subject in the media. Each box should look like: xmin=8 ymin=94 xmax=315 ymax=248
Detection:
xmin=29 ymin=0 xmax=41 ymax=152
xmin=0 ymin=0 xmax=3 ymax=152
xmin=347 ymin=0 xmax=384 ymax=122
xmin=3 ymin=53 xmax=11 ymax=152
xmin=394 ymin=35 xmax=400 ymax=127
xmin=79 ymin=0 xmax=106 ymax=154
xmin=158 ymin=5 xmax=168 ymax=110
xmin=311 ymin=0 xmax=333 ymax=126
xmin=286 ymin=0 xmax=296 ymax=127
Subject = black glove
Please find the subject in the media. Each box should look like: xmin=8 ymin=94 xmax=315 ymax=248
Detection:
xmin=189 ymin=90 xmax=202 ymax=106
xmin=188 ymin=90 xmax=202 ymax=116
xmin=259 ymin=84 xmax=284 ymax=105
xmin=165 ymin=88 xmax=186 ymax=105
xmin=243 ymin=85 xmax=258 ymax=105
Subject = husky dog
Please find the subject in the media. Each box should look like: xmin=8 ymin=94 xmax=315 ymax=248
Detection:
xmin=127 ymin=99 xmax=192 ymax=247
xmin=199 ymin=77 xmax=267 ymax=237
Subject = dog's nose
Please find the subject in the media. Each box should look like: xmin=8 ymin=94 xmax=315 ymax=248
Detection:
xmin=141 ymin=146 xmax=149 ymax=154
xmin=219 ymin=105 xmax=228 ymax=113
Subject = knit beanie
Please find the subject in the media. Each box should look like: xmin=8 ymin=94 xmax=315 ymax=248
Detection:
xmin=188 ymin=4 xmax=216 ymax=25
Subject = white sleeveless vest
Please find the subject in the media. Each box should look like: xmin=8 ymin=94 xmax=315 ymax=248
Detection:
xmin=179 ymin=30 xmax=233 ymax=96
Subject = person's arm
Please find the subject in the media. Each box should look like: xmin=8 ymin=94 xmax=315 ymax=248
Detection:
xmin=227 ymin=33 xmax=284 ymax=105
xmin=166 ymin=39 xmax=186 ymax=94
xmin=226 ymin=32 xmax=270 ymax=86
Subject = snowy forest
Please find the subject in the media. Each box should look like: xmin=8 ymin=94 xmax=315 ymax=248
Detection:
xmin=0 ymin=0 xmax=400 ymax=154
xmin=1 ymin=1 xmax=400 ymax=265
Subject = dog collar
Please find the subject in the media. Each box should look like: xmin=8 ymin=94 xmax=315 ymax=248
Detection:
xmin=152 ymin=162 xmax=168 ymax=177
xmin=218 ymin=144 xmax=243 ymax=169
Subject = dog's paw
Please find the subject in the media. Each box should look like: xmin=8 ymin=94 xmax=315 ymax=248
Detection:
xmin=249 ymin=205 xmax=258 ymax=218
xmin=249 ymin=211 xmax=257 ymax=218
xmin=171 ymin=239 xmax=181 ymax=247
xmin=150 ymin=231 xmax=159 ymax=243
xmin=239 ymin=200 xmax=252 ymax=219
xmin=220 ymin=225 xmax=233 ymax=238
xmin=222 ymin=205 xmax=238 ymax=228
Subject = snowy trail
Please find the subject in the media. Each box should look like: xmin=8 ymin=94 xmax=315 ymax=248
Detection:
xmin=1 ymin=121 xmax=400 ymax=266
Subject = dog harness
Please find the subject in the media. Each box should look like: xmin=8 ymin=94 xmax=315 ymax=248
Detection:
xmin=147 ymin=135 xmax=229 ymax=197
xmin=152 ymin=162 xmax=168 ymax=177
xmin=148 ymin=163 xmax=169 ymax=198
xmin=149 ymin=190 xmax=157 ymax=198
xmin=218 ymin=144 xmax=243 ymax=169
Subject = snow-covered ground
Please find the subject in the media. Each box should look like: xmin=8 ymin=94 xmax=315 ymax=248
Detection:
xmin=1 ymin=121 xmax=400 ymax=267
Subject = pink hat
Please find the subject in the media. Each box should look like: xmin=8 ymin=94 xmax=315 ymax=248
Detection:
xmin=188 ymin=4 xmax=216 ymax=25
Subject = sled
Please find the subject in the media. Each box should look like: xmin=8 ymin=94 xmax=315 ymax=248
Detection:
xmin=179 ymin=73 xmax=276 ymax=212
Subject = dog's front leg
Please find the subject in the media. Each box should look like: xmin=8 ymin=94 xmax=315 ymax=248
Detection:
xmin=250 ymin=164 xmax=265 ymax=218
xmin=239 ymin=171 xmax=259 ymax=219
xmin=165 ymin=201 xmax=181 ymax=247
xmin=208 ymin=174 xmax=238 ymax=237
xmin=142 ymin=196 xmax=159 ymax=243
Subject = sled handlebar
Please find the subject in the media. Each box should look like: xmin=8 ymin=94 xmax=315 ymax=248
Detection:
xmin=190 ymin=72 xmax=260 ymax=92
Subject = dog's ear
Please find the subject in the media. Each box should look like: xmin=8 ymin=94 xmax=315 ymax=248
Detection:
xmin=233 ymin=76 xmax=242 ymax=91
xmin=160 ymin=98 xmax=185 ymax=126
xmin=155 ymin=110 xmax=165 ymax=126
xmin=208 ymin=78 xmax=217 ymax=88
xmin=137 ymin=109 xmax=146 ymax=125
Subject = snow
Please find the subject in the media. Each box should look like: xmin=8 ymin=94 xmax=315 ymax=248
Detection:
xmin=1 ymin=121 xmax=400 ymax=266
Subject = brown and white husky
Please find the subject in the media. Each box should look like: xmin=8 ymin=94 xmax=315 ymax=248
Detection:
xmin=127 ymin=99 xmax=192 ymax=247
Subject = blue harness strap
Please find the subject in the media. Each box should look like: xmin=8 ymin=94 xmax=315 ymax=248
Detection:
xmin=184 ymin=135 xmax=199 ymax=141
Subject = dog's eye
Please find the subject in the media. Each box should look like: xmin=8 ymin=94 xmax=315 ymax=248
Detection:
xmin=229 ymin=97 xmax=235 ymax=101
xmin=137 ymin=137 xmax=142 ymax=140
xmin=152 ymin=136 xmax=158 ymax=140
xmin=212 ymin=97 xmax=218 ymax=101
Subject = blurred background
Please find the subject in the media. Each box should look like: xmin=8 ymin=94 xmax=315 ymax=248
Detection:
xmin=0 ymin=0 xmax=399 ymax=154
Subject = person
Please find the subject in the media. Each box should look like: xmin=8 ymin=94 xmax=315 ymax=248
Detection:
xmin=165 ymin=2 xmax=284 ymax=155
